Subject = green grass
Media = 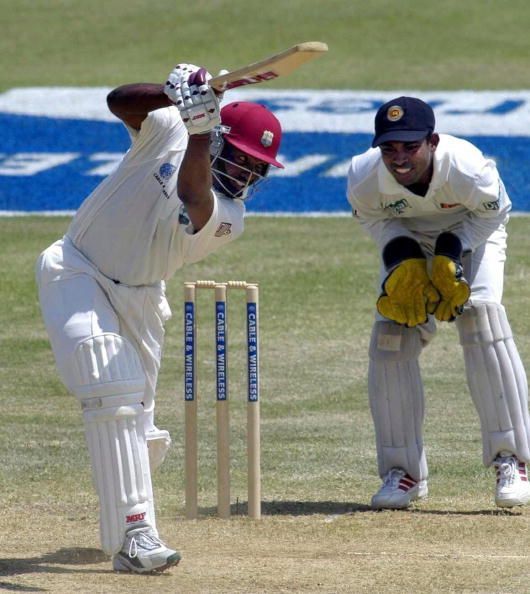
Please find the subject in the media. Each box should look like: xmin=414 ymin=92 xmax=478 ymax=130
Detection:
xmin=2 ymin=0 xmax=530 ymax=90
xmin=2 ymin=3 xmax=530 ymax=590
xmin=1 ymin=216 xmax=530 ymax=592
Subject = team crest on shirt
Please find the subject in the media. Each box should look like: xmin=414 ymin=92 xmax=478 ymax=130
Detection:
xmin=159 ymin=163 xmax=177 ymax=180
xmin=154 ymin=162 xmax=177 ymax=199
xmin=384 ymin=198 xmax=410 ymax=215
xmin=215 ymin=222 xmax=232 ymax=237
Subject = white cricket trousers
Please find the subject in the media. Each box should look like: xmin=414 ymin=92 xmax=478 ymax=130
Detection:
xmin=35 ymin=236 xmax=172 ymax=433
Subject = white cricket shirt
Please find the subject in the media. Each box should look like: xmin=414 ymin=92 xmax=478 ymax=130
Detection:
xmin=67 ymin=106 xmax=244 ymax=285
xmin=346 ymin=134 xmax=511 ymax=254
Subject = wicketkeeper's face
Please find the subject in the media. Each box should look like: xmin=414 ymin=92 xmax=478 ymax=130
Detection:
xmin=379 ymin=134 xmax=439 ymax=188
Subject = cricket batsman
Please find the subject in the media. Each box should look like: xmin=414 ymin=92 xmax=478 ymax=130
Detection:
xmin=35 ymin=64 xmax=284 ymax=572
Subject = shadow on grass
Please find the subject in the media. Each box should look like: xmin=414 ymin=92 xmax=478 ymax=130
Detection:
xmin=196 ymin=500 xmax=373 ymax=516
xmin=262 ymin=500 xmax=373 ymax=515
xmin=409 ymin=507 xmax=523 ymax=516
xmin=197 ymin=500 xmax=524 ymax=517
xmin=0 ymin=547 xmax=112 ymax=589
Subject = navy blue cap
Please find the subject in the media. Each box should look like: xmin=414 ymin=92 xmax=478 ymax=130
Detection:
xmin=372 ymin=96 xmax=435 ymax=148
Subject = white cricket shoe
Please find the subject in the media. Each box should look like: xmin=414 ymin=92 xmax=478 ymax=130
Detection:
xmin=113 ymin=526 xmax=181 ymax=573
xmin=494 ymin=451 xmax=530 ymax=508
xmin=371 ymin=468 xmax=428 ymax=510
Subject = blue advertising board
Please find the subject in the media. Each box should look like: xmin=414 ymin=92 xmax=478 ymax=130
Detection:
xmin=1 ymin=88 xmax=529 ymax=214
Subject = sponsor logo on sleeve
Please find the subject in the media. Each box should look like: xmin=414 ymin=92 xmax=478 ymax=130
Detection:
xmin=215 ymin=222 xmax=232 ymax=237
xmin=484 ymin=199 xmax=500 ymax=211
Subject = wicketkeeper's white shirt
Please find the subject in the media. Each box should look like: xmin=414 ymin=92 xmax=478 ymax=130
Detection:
xmin=346 ymin=134 xmax=512 ymax=305
xmin=67 ymin=105 xmax=244 ymax=286
xmin=346 ymin=134 xmax=511 ymax=255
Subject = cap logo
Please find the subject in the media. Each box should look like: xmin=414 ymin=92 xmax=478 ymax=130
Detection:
xmin=387 ymin=105 xmax=404 ymax=122
xmin=260 ymin=130 xmax=274 ymax=147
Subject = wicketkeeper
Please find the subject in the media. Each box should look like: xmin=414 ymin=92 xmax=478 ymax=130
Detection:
xmin=35 ymin=64 xmax=284 ymax=572
xmin=347 ymin=96 xmax=530 ymax=510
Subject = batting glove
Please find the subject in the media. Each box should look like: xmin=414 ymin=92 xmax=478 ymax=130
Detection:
xmin=430 ymin=232 xmax=471 ymax=322
xmin=164 ymin=63 xmax=220 ymax=135
xmin=376 ymin=237 xmax=440 ymax=327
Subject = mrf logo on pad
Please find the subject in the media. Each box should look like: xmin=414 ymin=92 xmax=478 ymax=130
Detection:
xmin=126 ymin=512 xmax=146 ymax=524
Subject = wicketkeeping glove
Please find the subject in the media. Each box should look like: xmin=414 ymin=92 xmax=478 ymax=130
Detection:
xmin=430 ymin=232 xmax=471 ymax=322
xmin=376 ymin=237 xmax=440 ymax=327
xmin=164 ymin=63 xmax=220 ymax=134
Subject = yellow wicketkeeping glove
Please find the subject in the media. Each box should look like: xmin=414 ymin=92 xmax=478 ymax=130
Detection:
xmin=376 ymin=237 xmax=440 ymax=327
xmin=430 ymin=232 xmax=471 ymax=322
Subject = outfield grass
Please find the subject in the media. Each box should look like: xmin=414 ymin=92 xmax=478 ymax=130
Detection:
xmin=1 ymin=216 xmax=529 ymax=592
xmin=2 ymin=0 xmax=530 ymax=91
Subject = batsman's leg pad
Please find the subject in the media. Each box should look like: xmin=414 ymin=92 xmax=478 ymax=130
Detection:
xmin=70 ymin=333 xmax=156 ymax=555
xmin=457 ymin=303 xmax=530 ymax=465
xmin=368 ymin=322 xmax=428 ymax=481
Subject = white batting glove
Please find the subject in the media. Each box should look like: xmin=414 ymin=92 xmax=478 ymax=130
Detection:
xmin=164 ymin=63 xmax=220 ymax=135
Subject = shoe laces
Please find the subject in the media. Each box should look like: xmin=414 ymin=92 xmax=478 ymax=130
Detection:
xmin=128 ymin=537 xmax=138 ymax=559
xmin=127 ymin=529 xmax=163 ymax=558
xmin=383 ymin=468 xmax=406 ymax=489
xmin=495 ymin=455 xmax=517 ymax=486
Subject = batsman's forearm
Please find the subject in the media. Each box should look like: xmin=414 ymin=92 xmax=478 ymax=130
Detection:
xmin=107 ymin=83 xmax=173 ymax=128
xmin=177 ymin=134 xmax=214 ymax=231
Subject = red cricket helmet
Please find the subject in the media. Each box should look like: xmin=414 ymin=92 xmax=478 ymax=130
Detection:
xmin=219 ymin=102 xmax=284 ymax=169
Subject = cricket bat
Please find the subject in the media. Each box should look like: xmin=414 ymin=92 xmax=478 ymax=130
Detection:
xmin=209 ymin=41 xmax=328 ymax=91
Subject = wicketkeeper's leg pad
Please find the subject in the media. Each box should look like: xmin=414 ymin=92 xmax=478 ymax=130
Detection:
xmin=368 ymin=321 xmax=428 ymax=481
xmin=70 ymin=333 xmax=156 ymax=555
xmin=457 ymin=302 xmax=530 ymax=465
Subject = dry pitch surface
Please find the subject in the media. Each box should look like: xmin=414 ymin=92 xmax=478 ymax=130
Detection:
xmin=3 ymin=496 xmax=530 ymax=593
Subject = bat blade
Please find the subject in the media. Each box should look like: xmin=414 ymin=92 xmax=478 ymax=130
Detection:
xmin=209 ymin=41 xmax=328 ymax=91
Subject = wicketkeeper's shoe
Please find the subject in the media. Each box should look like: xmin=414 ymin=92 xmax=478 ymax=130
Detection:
xmin=371 ymin=468 xmax=428 ymax=510
xmin=112 ymin=525 xmax=181 ymax=573
xmin=494 ymin=451 xmax=530 ymax=508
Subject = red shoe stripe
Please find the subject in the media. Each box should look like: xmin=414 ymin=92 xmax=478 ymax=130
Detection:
xmin=398 ymin=475 xmax=418 ymax=492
